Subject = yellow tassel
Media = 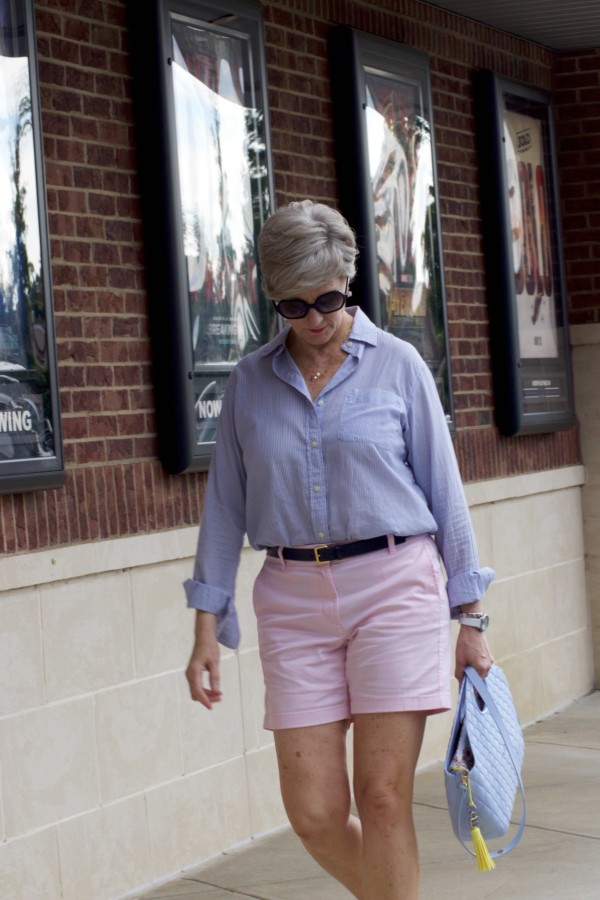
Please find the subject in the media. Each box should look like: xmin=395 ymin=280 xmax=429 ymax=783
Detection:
xmin=452 ymin=765 xmax=496 ymax=872
xmin=470 ymin=823 xmax=495 ymax=872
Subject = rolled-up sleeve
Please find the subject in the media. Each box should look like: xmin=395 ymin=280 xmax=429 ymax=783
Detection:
xmin=184 ymin=578 xmax=240 ymax=649
xmin=184 ymin=371 xmax=246 ymax=649
xmin=445 ymin=567 xmax=496 ymax=611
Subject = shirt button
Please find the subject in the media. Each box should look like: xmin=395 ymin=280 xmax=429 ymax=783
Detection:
xmin=311 ymin=440 xmax=318 ymax=448
xmin=347 ymin=340 xmax=353 ymax=347
xmin=313 ymin=485 xmax=321 ymax=493
xmin=318 ymin=531 xmax=325 ymax=538
xmin=317 ymin=399 xmax=324 ymax=406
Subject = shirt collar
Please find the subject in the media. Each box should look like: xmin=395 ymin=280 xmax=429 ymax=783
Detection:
xmin=348 ymin=306 xmax=378 ymax=346
xmin=255 ymin=306 xmax=378 ymax=359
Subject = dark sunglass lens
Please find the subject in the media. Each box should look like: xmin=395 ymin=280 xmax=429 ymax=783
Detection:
xmin=315 ymin=291 xmax=345 ymax=313
xmin=276 ymin=290 xmax=346 ymax=319
xmin=276 ymin=298 xmax=308 ymax=319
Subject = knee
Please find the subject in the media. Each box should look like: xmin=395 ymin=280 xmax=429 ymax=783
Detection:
xmin=355 ymin=779 xmax=411 ymax=829
xmin=287 ymin=797 xmax=350 ymax=845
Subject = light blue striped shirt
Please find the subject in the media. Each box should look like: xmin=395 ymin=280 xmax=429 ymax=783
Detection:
xmin=184 ymin=307 xmax=494 ymax=648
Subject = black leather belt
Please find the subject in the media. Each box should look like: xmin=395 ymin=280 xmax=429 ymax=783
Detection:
xmin=266 ymin=534 xmax=407 ymax=564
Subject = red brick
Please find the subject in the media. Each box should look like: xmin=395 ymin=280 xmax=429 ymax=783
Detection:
xmin=0 ymin=0 xmax=582 ymax=558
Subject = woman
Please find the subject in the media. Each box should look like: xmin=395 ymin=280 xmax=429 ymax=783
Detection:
xmin=185 ymin=200 xmax=494 ymax=899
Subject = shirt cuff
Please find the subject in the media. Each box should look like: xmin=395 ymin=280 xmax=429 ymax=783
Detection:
xmin=183 ymin=579 xmax=241 ymax=650
xmin=184 ymin=578 xmax=231 ymax=615
xmin=447 ymin=567 xmax=496 ymax=616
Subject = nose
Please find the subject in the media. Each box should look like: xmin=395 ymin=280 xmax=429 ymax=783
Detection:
xmin=305 ymin=305 xmax=324 ymax=324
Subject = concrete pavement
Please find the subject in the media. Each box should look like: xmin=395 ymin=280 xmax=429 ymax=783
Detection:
xmin=131 ymin=691 xmax=600 ymax=900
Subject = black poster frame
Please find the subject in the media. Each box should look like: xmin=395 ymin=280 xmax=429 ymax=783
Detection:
xmin=128 ymin=0 xmax=275 ymax=473
xmin=474 ymin=69 xmax=574 ymax=437
xmin=328 ymin=26 xmax=454 ymax=425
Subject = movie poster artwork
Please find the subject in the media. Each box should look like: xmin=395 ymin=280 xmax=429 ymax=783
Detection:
xmin=503 ymin=109 xmax=558 ymax=361
xmin=170 ymin=19 xmax=274 ymax=446
xmin=0 ymin=9 xmax=56 ymax=466
xmin=363 ymin=67 xmax=450 ymax=414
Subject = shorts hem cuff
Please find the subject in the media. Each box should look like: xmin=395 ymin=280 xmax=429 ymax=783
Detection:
xmin=264 ymin=703 xmax=350 ymax=731
xmin=351 ymin=694 xmax=452 ymax=715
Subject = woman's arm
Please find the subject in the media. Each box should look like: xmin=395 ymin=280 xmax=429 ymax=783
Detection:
xmin=186 ymin=611 xmax=222 ymax=709
xmin=404 ymin=356 xmax=495 ymax=679
xmin=184 ymin=369 xmax=247 ymax=650
xmin=454 ymin=599 xmax=494 ymax=681
xmin=184 ymin=371 xmax=248 ymax=706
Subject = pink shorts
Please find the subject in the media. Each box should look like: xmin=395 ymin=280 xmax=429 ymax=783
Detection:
xmin=252 ymin=534 xmax=452 ymax=730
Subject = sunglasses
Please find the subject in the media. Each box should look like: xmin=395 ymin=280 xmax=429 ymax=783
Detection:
xmin=273 ymin=279 xmax=350 ymax=320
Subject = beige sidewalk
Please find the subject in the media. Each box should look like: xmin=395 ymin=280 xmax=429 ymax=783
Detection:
xmin=132 ymin=691 xmax=600 ymax=900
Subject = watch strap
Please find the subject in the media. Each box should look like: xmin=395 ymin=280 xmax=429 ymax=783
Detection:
xmin=458 ymin=613 xmax=488 ymax=630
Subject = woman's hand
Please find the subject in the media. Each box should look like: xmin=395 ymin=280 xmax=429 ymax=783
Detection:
xmin=186 ymin=611 xmax=222 ymax=710
xmin=454 ymin=624 xmax=494 ymax=683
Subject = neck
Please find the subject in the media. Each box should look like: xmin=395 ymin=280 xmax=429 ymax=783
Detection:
xmin=288 ymin=312 xmax=353 ymax=363
xmin=286 ymin=313 xmax=353 ymax=384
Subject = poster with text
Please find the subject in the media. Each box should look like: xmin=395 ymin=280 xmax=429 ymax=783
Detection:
xmin=503 ymin=109 xmax=558 ymax=360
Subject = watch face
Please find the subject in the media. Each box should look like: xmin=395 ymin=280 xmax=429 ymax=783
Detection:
xmin=480 ymin=615 xmax=490 ymax=632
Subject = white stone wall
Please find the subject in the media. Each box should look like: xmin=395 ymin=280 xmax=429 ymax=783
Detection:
xmin=0 ymin=465 xmax=593 ymax=897
xmin=469 ymin=465 xmax=593 ymax=717
xmin=421 ymin=465 xmax=593 ymax=761
xmin=571 ymin=323 xmax=600 ymax=684
xmin=0 ymin=532 xmax=284 ymax=899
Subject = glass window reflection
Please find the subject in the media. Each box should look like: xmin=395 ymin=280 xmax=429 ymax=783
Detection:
xmin=0 ymin=0 xmax=61 ymax=478
xmin=170 ymin=13 xmax=275 ymax=447
xmin=171 ymin=17 xmax=273 ymax=366
xmin=365 ymin=66 xmax=450 ymax=416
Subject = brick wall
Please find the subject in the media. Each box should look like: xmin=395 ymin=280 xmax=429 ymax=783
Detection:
xmin=262 ymin=0 xmax=580 ymax=480
xmin=0 ymin=0 xmax=206 ymax=555
xmin=555 ymin=49 xmax=600 ymax=325
xmin=0 ymin=0 xmax=581 ymax=556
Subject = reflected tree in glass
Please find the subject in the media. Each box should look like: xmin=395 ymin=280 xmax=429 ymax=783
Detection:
xmin=0 ymin=5 xmax=57 ymax=465
xmin=169 ymin=13 xmax=275 ymax=449
xmin=365 ymin=68 xmax=449 ymax=410
xmin=171 ymin=20 xmax=274 ymax=369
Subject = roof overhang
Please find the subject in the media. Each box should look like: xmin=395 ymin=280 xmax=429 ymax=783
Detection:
xmin=425 ymin=0 xmax=600 ymax=51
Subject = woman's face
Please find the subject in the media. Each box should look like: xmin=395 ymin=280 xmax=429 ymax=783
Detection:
xmin=283 ymin=277 xmax=350 ymax=351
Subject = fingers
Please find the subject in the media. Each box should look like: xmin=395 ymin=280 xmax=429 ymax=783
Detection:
xmin=459 ymin=652 xmax=494 ymax=680
xmin=454 ymin=630 xmax=494 ymax=682
xmin=455 ymin=654 xmax=495 ymax=681
xmin=186 ymin=658 xmax=222 ymax=709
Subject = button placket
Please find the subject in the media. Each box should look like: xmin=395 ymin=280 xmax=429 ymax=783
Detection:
xmin=308 ymin=394 xmax=329 ymax=541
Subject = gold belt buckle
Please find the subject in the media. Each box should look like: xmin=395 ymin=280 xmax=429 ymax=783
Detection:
xmin=313 ymin=544 xmax=328 ymax=563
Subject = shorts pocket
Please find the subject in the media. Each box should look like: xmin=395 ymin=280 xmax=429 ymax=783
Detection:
xmin=252 ymin=562 xmax=268 ymax=613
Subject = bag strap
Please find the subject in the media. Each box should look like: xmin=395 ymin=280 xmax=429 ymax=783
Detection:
xmin=460 ymin=666 xmax=527 ymax=859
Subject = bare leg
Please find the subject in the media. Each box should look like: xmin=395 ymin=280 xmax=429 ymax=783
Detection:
xmin=274 ymin=721 xmax=363 ymax=897
xmin=353 ymin=711 xmax=427 ymax=900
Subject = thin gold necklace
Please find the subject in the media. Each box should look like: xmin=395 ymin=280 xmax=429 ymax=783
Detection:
xmin=296 ymin=316 xmax=353 ymax=382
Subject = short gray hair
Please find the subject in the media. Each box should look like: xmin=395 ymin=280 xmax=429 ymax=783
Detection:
xmin=257 ymin=200 xmax=358 ymax=298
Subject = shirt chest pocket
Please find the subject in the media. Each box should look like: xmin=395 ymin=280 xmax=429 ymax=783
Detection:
xmin=337 ymin=389 xmax=403 ymax=450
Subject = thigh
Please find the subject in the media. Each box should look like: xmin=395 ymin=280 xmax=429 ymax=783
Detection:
xmin=275 ymin=721 xmax=352 ymax=827
xmin=353 ymin=711 xmax=427 ymax=803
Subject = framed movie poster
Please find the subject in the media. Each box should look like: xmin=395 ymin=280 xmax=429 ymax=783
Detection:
xmin=474 ymin=70 xmax=574 ymax=436
xmin=0 ymin=0 xmax=63 ymax=493
xmin=328 ymin=26 xmax=454 ymax=423
xmin=128 ymin=0 xmax=275 ymax=472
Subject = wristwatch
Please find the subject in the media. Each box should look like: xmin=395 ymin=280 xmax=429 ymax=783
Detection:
xmin=458 ymin=612 xmax=490 ymax=632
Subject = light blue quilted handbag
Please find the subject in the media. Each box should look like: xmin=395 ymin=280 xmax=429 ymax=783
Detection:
xmin=444 ymin=665 xmax=526 ymax=870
